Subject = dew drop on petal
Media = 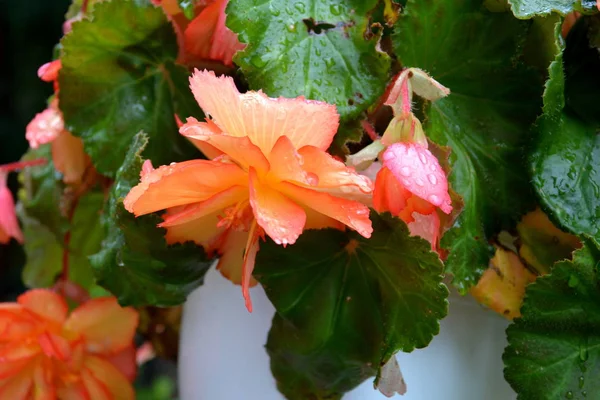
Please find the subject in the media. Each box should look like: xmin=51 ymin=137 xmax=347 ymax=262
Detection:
xmin=415 ymin=178 xmax=425 ymax=187
xmin=383 ymin=151 xmax=396 ymax=161
xmin=428 ymin=174 xmax=438 ymax=185
xmin=418 ymin=153 xmax=428 ymax=164
xmin=400 ymin=166 xmax=411 ymax=177
xmin=429 ymin=194 xmax=440 ymax=204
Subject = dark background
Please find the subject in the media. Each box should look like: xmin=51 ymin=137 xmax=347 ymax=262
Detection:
xmin=0 ymin=1 xmax=178 ymax=396
xmin=0 ymin=0 xmax=69 ymax=300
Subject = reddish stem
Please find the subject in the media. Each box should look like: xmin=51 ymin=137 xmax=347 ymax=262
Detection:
xmin=81 ymin=0 xmax=90 ymax=13
xmin=0 ymin=158 xmax=47 ymax=173
xmin=400 ymin=79 xmax=412 ymax=115
xmin=361 ymin=120 xmax=379 ymax=141
xmin=61 ymin=197 xmax=80 ymax=285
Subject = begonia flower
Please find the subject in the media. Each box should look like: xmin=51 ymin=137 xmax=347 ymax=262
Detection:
xmin=26 ymin=59 xmax=90 ymax=185
xmin=124 ymin=69 xmax=373 ymax=311
xmin=0 ymin=290 xmax=138 ymax=399
xmin=153 ymin=0 xmax=244 ymax=67
xmin=0 ymin=172 xmax=23 ymax=244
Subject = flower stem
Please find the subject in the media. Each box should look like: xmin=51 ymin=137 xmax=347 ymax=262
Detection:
xmin=0 ymin=158 xmax=47 ymax=173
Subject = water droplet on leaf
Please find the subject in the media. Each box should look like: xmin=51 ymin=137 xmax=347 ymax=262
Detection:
xmin=330 ymin=4 xmax=342 ymax=15
xmin=250 ymin=55 xmax=267 ymax=68
xmin=294 ymin=2 xmax=305 ymax=13
xmin=579 ymin=376 xmax=585 ymax=389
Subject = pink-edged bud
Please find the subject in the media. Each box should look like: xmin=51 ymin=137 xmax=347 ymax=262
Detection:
xmin=0 ymin=172 xmax=24 ymax=244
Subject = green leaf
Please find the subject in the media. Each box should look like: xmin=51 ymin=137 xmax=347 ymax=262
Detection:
xmin=503 ymin=240 xmax=600 ymax=399
xmin=60 ymin=0 xmax=200 ymax=177
xmin=227 ymin=0 xmax=391 ymax=122
xmin=90 ymin=132 xmax=213 ymax=306
xmin=17 ymin=145 xmax=104 ymax=290
xmin=393 ymin=0 xmax=544 ymax=292
xmin=507 ymin=0 xmax=597 ymax=19
xmin=177 ymin=0 xmax=196 ymax=20
xmin=255 ymin=212 xmax=448 ymax=399
xmin=530 ymin=16 xmax=600 ymax=243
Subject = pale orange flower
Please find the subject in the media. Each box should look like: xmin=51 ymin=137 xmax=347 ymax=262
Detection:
xmin=0 ymin=172 xmax=23 ymax=244
xmin=124 ymin=69 xmax=373 ymax=311
xmin=373 ymin=143 xmax=452 ymax=251
xmin=153 ymin=0 xmax=244 ymax=66
xmin=0 ymin=290 xmax=138 ymax=399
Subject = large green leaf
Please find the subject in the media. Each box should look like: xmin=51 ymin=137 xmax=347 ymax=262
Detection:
xmin=393 ymin=0 xmax=543 ymax=292
xmin=530 ymin=17 xmax=600 ymax=243
xmin=90 ymin=133 xmax=213 ymax=306
xmin=255 ymin=213 xmax=448 ymax=399
xmin=17 ymin=146 xmax=104 ymax=290
xmin=227 ymin=0 xmax=391 ymax=122
xmin=507 ymin=0 xmax=597 ymax=19
xmin=503 ymin=240 xmax=600 ymax=399
xmin=60 ymin=0 xmax=199 ymax=177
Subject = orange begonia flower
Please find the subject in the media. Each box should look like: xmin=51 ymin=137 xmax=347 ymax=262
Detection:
xmin=0 ymin=290 xmax=138 ymax=399
xmin=124 ymin=69 xmax=373 ymax=311
xmin=153 ymin=0 xmax=244 ymax=67
xmin=0 ymin=172 xmax=24 ymax=244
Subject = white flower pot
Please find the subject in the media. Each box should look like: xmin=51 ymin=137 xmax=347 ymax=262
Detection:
xmin=179 ymin=264 xmax=517 ymax=399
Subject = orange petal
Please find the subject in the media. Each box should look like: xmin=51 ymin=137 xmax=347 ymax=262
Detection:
xmin=277 ymin=182 xmax=372 ymax=238
xmin=373 ymin=167 xmax=411 ymax=216
xmin=407 ymin=212 xmax=440 ymax=251
xmin=81 ymin=369 xmax=111 ymax=400
xmin=241 ymin=221 xmax=261 ymax=312
xmin=382 ymin=143 xmax=452 ymax=214
xmin=82 ymin=356 xmax=135 ymax=400
xmin=164 ymin=209 xmax=224 ymax=249
xmin=0 ymin=358 xmax=33 ymax=380
xmin=32 ymin=359 xmax=56 ymax=400
xmin=179 ymin=120 xmax=270 ymax=173
xmin=51 ymin=131 xmax=88 ymax=184
xmin=304 ymin=206 xmax=345 ymax=231
xmin=249 ymin=167 xmax=306 ymax=246
xmin=0 ymin=176 xmax=24 ymax=244
xmin=0 ymin=362 xmax=34 ymax=400
xmin=64 ymin=298 xmax=138 ymax=355
xmin=124 ymin=160 xmax=246 ymax=216
xmin=25 ymin=108 xmax=63 ymax=149
xmin=189 ymin=69 xmax=340 ymax=154
xmin=298 ymin=145 xmax=373 ymax=201
xmin=56 ymin=380 xmax=91 ymax=400
xmin=160 ymin=185 xmax=247 ymax=228
xmin=266 ymin=136 xmax=312 ymax=185
xmin=38 ymin=332 xmax=71 ymax=361
xmin=184 ymin=0 xmax=244 ymax=67
xmin=18 ymin=289 xmax=68 ymax=325
xmin=215 ymin=228 xmax=258 ymax=287
xmin=179 ymin=117 xmax=224 ymax=159
xmin=102 ymin=346 xmax=136 ymax=382
xmin=0 ymin=311 xmax=39 ymax=343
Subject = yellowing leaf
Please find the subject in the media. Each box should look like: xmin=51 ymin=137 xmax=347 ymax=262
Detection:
xmin=471 ymin=247 xmax=536 ymax=319
xmin=517 ymin=208 xmax=581 ymax=275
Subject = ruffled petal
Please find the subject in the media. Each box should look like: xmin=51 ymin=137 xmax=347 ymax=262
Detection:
xmin=189 ymin=70 xmax=340 ymax=154
xmin=298 ymin=145 xmax=373 ymax=202
xmin=50 ymin=131 xmax=88 ymax=184
xmin=179 ymin=117 xmax=224 ymax=159
xmin=38 ymin=332 xmax=71 ymax=361
xmin=407 ymin=212 xmax=440 ymax=251
xmin=64 ymin=298 xmax=138 ymax=355
xmin=124 ymin=160 xmax=246 ymax=216
xmin=0 ymin=178 xmax=24 ymax=244
xmin=82 ymin=356 xmax=135 ymax=400
xmin=373 ymin=167 xmax=410 ymax=216
xmin=382 ymin=142 xmax=452 ymax=214
xmin=25 ymin=108 xmax=63 ymax=149
xmin=160 ymin=185 xmax=247 ymax=228
xmin=179 ymin=121 xmax=270 ymax=173
xmin=17 ymin=289 xmax=68 ymax=325
xmin=277 ymin=182 xmax=372 ymax=238
xmin=0 ymin=309 xmax=39 ymax=342
xmin=249 ymin=167 xmax=306 ymax=245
